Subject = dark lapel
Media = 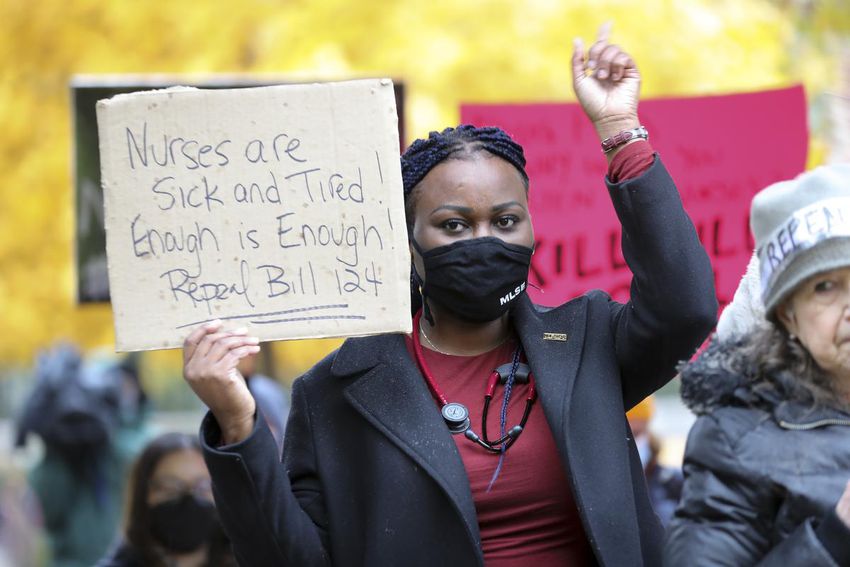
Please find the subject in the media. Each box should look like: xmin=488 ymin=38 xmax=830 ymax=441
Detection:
xmin=333 ymin=333 xmax=483 ymax=556
xmin=511 ymin=294 xmax=588 ymax=454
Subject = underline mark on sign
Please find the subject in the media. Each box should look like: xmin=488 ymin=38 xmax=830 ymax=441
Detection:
xmin=175 ymin=303 xmax=354 ymax=329
xmin=251 ymin=315 xmax=367 ymax=325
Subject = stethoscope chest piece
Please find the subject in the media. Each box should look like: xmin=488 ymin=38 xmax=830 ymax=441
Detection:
xmin=442 ymin=402 xmax=471 ymax=434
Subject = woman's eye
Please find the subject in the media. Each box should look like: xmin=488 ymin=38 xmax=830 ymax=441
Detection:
xmin=813 ymin=280 xmax=836 ymax=294
xmin=441 ymin=220 xmax=467 ymax=233
xmin=495 ymin=216 xmax=517 ymax=229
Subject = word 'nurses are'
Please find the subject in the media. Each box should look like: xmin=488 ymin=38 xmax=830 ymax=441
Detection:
xmin=124 ymin=122 xmax=305 ymax=171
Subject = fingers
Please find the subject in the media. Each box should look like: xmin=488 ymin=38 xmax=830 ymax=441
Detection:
xmin=230 ymin=344 xmax=262 ymax=362
xmin=183 ymin=321 xmax=260 ymax=376
xmin=218 ymin=345 xmax=261 ymax=375
xmin=596 ymin=21 xmax=612 ymax=44
xmin=609 ymin=52 xmax=633 ymax=81
xmin=206 ymin=333 xmax=260 ymax=364
xmin=193 ymin=326 xmax=249 ymax=359
xmin=183 ymin=320 xmax=222 ymax=363
xmin=571 ymin=37 xmax=586 ymax=82
xmin=579 ymin=22 xmax=635 ymax=83
xmin=594 ymin=44 xmax=631 ymax=80
xmin=587 ymin=24 xmax=612 ymax=71
xmin=588 ymin=42 xmax=634 ymax=82
xmin=574 ymin=22 xmax=621 ymax=77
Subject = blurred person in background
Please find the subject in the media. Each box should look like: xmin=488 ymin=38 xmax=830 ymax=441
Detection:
xmin=236 ymin=352 xmax=290 ymax=453
xmin=665 ymin=164 xmax=850 ymax=565
xmin=626 ymin=396 xmax=683 ymax=529
xmin=98 ymin=432 xmax=234 ymax=567
xmin=14 ymin=344 xmax=150 ymax=567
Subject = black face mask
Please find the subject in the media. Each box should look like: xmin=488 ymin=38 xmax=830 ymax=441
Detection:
xmin=412 ymin=236 xmax=533 ymax=323
xmin=149 ymin=493 xmax=217 ymax=554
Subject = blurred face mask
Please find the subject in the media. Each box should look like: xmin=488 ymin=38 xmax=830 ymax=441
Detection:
xmin=149 ymin=493 xmax=217 ymax=553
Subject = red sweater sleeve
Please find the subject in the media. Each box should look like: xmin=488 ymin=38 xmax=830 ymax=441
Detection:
xmin=607 ymin=141 xmax=655 ymax=183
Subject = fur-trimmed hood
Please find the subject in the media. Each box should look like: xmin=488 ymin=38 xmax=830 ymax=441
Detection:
xmin=678 ymin=336 xmax=849 ymax=423
xmin=679 ymin=336 xmax=776 ymax=416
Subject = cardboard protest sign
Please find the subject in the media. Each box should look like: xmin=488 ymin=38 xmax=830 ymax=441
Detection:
xmin=461 ymin=85 xmax=808 ymax=310
xmin=97 ymin=79 xmax=411 ymax=351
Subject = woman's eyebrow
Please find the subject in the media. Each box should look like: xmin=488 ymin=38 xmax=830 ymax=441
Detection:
xmin=491 ymin=200 xmax=525 ymax=212
xmin=430 ymin=204 xmax=473 ymax=215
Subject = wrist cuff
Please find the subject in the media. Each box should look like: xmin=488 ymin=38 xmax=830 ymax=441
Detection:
xmin=608 ymin=141 xmax=655 ymax=183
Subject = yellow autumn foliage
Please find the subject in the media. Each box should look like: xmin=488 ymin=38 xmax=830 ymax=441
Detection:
xmin=0 ymin=0 xmax=847 ymax=379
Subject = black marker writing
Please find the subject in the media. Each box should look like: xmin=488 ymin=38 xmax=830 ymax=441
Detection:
xmin=256 ymin=262 xmax=319 ymax=298
xmin=125 ymin=122 xmax=230 ymax=170
xmin=151 ymin=175 xmax=223 ymax=212
xmin=159 ymin=260 xmax=253 ymax=314
xmin=233 ymin=171 xmax=281 ymax=205
xmin=131 ymin=215 xmax=219 ymax=274
xmin=243 ymin=133 xmax=306 ymax=164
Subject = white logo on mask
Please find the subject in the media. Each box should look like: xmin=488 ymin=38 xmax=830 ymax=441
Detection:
xmin=500 ymin=281 xmax=527 ymax=306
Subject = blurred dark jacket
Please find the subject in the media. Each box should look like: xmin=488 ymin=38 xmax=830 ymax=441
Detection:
xmin=665 ymin=339 xmax=850 ymax=566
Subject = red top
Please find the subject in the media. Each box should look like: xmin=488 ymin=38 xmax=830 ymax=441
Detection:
xmin=406 ymin=336 xmax=594 ymax=566
xmin=608 ymin=140 xmax=654 ymax=183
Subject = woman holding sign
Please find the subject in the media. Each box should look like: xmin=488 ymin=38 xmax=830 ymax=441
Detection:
xmin=183 ymin=25 xmax=716 ymax=567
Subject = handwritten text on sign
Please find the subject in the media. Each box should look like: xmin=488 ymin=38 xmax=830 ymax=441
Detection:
xmin=98 ymin=80 xmax=411 ymax=351
xmin=462 ymin=86 xmax=808 ymax=310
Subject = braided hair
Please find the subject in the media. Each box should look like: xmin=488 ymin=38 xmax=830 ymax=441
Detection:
xmin=401 ymin=124 xmax=528 ymax=202
xmin=400 ymin=125 xmax=529 ymax=318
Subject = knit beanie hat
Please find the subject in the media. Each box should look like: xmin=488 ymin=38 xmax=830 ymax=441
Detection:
xmin=751 ymin=163 xmax=850 ymax=316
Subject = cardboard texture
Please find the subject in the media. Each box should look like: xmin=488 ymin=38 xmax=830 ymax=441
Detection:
xmin=97 ymin=79 xmax=411 ymax=351
xmin=461 ymin=85 xmax=808 ymax=311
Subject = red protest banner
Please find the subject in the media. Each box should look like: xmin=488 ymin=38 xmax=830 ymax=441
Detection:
xmin=461 ymin=85 xmax=808 ymax=309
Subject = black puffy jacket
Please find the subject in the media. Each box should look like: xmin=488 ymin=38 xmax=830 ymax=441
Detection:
xmin=664 ymin=339 xmax=850 ymax=567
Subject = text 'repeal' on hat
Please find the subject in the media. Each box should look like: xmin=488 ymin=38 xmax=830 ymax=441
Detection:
xmin=751 ymin=163 xmax=850 ymax=316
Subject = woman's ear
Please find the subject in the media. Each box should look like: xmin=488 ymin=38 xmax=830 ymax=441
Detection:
xmin=776 ymin=303 xmax=797 ymax=336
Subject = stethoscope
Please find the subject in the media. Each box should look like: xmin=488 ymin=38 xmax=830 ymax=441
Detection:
xmin=412 ymin=310 xmax=537 ymax=453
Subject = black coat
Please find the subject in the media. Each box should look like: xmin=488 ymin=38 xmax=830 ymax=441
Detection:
xmin=664 ymin=339 xmax=850 ymax=566
xmin=201 ymin=157 xmax=717 ymax=567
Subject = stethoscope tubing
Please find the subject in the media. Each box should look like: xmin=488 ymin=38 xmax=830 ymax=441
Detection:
xmin=411 ymin=309 xmax=538 ymax=454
